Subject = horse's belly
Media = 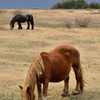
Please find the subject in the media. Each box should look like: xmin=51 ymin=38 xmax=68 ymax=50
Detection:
xmin=50 ymin=75 xmax=68 ymax=82
xmin=50 ymin=69 xmax=71 ymax=82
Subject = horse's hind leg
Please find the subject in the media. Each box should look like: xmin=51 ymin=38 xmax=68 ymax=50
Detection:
xmin=27 ymin=21 xmax=30 ymax=29
xmin=61 ymin=76 xmax=69 ymax=97
xmin=30 ymin=21 xmax=34 ymax=29
xmin=72 ymin=63 xmax=84 ymax=95
xmin=37 ymin=83 xmax=42 ymax=100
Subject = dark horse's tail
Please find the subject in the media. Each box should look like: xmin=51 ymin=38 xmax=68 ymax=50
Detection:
xmin=30 ymin=14 xmax=34 ymax=29
xmin=72 ymin=49 xmax=84 ymax=92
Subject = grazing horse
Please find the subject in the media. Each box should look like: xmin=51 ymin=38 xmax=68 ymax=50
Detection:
xmin=19 ymin=45 xmax=84 ymax=100
xmin=10 ymin=13 xmax=34 ymax=30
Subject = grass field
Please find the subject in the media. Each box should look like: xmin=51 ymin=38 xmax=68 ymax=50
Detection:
xmin=0 ymin=9 xmax=100 ymax=100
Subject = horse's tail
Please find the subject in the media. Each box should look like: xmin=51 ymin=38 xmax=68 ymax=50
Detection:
xmin=30 ymin=14 xmax=34 ymax=29
xmin=79 ymin=63 xmax=84 ymax=92
xmin=72 ymin=50 xmax=85 ymax=92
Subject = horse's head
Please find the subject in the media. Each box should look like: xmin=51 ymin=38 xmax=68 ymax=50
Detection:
xmin=19 ymin=84 xmax=35 ymax=100
xmin=10 ymin=23 xmax=14 ymax=30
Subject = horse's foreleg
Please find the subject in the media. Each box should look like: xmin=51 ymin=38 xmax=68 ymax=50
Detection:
xmin=27 ymin=21 xmax=30 ymax=29
xmin=43 ymin=79 xmax=49 ymax=100
xmin=61 ymin=76 xmax=69 ymax=97
xmin=37 ymin=83 xmax=42 ymax=100
xmin=18 ymin=22 xmax=22 ymax=29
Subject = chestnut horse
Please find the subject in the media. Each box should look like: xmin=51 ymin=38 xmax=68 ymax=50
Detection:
xmin=19 ymin=45 xmax=84 ymax=100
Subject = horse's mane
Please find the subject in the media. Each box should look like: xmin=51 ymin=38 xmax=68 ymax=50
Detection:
xmin=10 ymin=15 xmax=17 ymax=24
xmin=32 ymin=54 xmax=44 ymax=78
xmin=24 ymin=54 xmax=44 ymax=86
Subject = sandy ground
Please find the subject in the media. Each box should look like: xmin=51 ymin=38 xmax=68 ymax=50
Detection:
xmin=0 ymin=9 xmax=100 ymax=100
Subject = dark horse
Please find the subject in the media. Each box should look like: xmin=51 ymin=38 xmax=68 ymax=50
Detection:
xmin=19 ymin=45 xmax=84 ymax=100
xmin=10 ymin=13 xmax=34 ymax=30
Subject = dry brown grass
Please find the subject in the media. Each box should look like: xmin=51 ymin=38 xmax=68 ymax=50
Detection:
xmin=0 ymin=9 xmax=100 ymax=100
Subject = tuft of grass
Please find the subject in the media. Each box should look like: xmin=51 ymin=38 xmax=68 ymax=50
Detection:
xmin=75 ymin=17 xmax=91 ymax=27
xmin=0 ymin=26 xmax=6 ymax=30
xmin=65 ymin=20 xmax=72 ymax=28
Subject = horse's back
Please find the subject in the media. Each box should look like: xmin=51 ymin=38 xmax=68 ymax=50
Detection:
xmin=52 ymin=45 xmax=80 ymax=65
xmin=15 ymin=13 xmax=33 ymax=22
xmin=50 ymin=45 xmax=79 ymax=54
xmin=22 ymin=13 xmax=33 ymax=17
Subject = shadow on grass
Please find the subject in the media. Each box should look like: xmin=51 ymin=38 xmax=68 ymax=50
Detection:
xmin=47 ymin=90 xmax=100 ymax=100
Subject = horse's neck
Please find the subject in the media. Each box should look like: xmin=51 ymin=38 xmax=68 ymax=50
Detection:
xmin=11 ymin=16 xmax=17 ymax=24
xmin=24 ymin=54 xmax=43 ymax=90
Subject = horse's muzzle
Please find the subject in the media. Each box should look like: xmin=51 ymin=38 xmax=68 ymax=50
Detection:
xmin=10 ymin=27 xmax=13 ymax=30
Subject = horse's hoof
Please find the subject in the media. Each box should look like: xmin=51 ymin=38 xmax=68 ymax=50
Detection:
xmin=18 ymin=28 xmax=22 ymax=30
xmin=37 ymin=98 xmax=42 ymax=100
xmin=61 ymin=92 xmax=68 ymax=97
xmin=60 ymin=94 xmax=67 ymax=98
xmin=73 ymin=90 xmax=80 ymax=95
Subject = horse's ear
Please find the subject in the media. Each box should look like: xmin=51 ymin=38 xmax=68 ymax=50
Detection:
xmin=19 ymin=85 xmax=23 ymax=90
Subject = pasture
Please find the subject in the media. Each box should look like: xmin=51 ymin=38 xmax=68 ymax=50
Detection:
xmin=0 ymin=9 xmax=100 ymax=100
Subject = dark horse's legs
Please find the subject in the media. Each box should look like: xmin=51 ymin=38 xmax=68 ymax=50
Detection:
xmin=18 ymin=22 xmax=22 ymax=29
xmin=61 ymin=76 xmax=69 ymax=97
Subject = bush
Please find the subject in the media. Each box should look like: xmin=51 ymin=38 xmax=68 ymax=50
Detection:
xmin=75 ymin=17 xmax=91 ymax=27
xmin=65 ymin=20 xmax=72 ymax=28
xmin=51 ymin=0 xmax=100 ymax=9
xmin=89 ymin=2 xmax=100 ymax=9
xmin=13 ymin=10 xmax=23 ymax=15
